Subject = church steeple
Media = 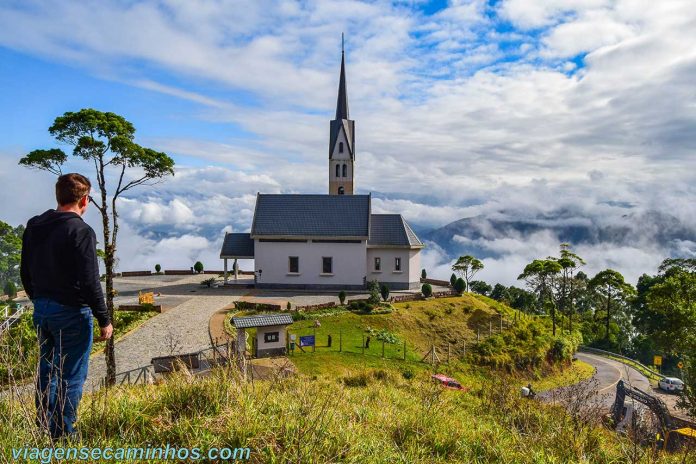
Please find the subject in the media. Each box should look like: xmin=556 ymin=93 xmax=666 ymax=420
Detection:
xmin=335 ymin=38 xmax=349 ymax=120
xmin=329 ymin=34 xmax=355 ymax=195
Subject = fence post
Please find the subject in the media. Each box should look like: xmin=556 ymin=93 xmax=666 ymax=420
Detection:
xmin=477 ymin=329 xmax=480 ymax=342
xmin=403 ymin=340 xmax=406 ymax=360
xmin=382 ymin=340 xmax=385 ymax=358
xmin=500 ymin=314 xmax=503 ymax=332
xmin=313 ymin=327 xmax=316 ymax=353
xmin=489 ymin=320 xmax=492 ymax=336
xmin=362 ymin=335 xmax=365 ymax=355
xmin=447 ymin=343 xmax=451 ymax=363
xmin=431 ymin=344 xmax=435 ymax=365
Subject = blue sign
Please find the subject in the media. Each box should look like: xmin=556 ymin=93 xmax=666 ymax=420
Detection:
xmin=299 ymin=335 xmax=315 ymax=347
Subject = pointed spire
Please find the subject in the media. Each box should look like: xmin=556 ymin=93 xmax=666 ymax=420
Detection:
xmin=335 ymin=33 xmax=349 ymax=120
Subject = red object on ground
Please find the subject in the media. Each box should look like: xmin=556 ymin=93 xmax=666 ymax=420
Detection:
xmin=431 ymin=374 xmax=469 ymax=391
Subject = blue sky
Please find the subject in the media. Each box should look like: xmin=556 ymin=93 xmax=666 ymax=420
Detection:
xmin=0 ymin=0 xmax=694 ymax=284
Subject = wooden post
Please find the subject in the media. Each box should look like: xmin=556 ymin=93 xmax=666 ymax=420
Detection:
xmin=382 ymin=340 xmax=385 ymax=358
xmin=489 ymin=320 xmax=492 ymax=336
xmin=431 ymin=344 xmax=435 ymax=365
xmin=500 ymin=314 xmax=503 ymax=332
xmin=313 ymin=327 xmax=316 ymax=353
xmin=447 ymin=343 xmax=451 ymax=363
xmin=403 ymin=340 xmax=406 ymax=360
xmin=477 ymin=329 xmax=480 ymax=342
xmin=362 ymin=335 xmax=365 ymax=355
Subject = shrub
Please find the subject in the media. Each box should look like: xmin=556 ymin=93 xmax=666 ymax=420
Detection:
xmin=367 ymin=280 xmax=380 ymax=305
xmin=348 ymin=300 xmax=372 ymax=313
xmin=454 ymin=277 xmax=466 ymax=294
xmin=3 ymin=281 xmax=17 ymax=299
xmin=421 ymin=283 xmax=433 ymax=298
xmin=193 ymin=261 xmax=204 ymax=273
xmin=201 ymin=277 xmax=216 ymax=288
xmin=421 ymin=269 xmax=427 ymax=279
xmin=286 ymin=301 xmax=292 ymax=311
xmin=338 ymin=290 xmax=346 ymax=305
xmin=155 ymin=264 xmax=161 ymax=274
xmin=380 ymin=284 xmax=390 ymax=302
xmin=401 ymin=368 xmax=415 ymax=380
xmin=450 ymin=273 xmax=457 ymax=287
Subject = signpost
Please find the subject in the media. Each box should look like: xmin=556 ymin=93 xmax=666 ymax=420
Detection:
xmin=654 ymin=355 xmax=662 ymax=373
xmin=299 ymin=335 xmax=315 ymax=348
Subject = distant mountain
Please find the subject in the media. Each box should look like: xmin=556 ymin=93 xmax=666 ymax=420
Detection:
xmin=422 ymin=209 xmax=696 ymax=259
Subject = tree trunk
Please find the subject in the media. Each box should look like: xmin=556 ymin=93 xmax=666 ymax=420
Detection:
xmin=605 ymin=292 xmax=611 ymax=342
xmin=98 ymin=164 xmax=117 ymax=386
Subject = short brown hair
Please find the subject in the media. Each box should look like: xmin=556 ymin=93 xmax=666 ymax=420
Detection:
xmin=56 ymin=173 xmax=92 ymax=205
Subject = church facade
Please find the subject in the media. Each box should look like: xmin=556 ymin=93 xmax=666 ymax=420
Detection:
xmin=220 ymin=46 xmax=423 ymax=290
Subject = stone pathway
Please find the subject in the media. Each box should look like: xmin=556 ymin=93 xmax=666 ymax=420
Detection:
xmin=86 ymin=290 xmax=244 ymax=389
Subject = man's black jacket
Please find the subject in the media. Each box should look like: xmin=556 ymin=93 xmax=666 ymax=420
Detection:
xmin=21 ymin=209 xmax=110 ymax=328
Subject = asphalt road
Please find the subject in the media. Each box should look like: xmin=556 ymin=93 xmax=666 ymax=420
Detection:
xmin=574 ymin=352 xmax=652 ymax=409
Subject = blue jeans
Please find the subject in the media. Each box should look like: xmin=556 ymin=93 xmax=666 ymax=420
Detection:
xmin=32 ymin=298 xmax=93 ymax=439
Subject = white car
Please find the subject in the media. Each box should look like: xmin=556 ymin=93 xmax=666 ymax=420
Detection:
xmin=658 ymin=377 xmax=684 ymax=393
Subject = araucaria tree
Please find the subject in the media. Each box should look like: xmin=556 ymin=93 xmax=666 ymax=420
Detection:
xmin=588 ymin=269 xmax=634 ymax=343
xmin=553 ymin=244 xmax=585 ymax=331
xmin=452 ymin=255 xmax=484 ymax=293
xmin=518 ymin=259 xmax=562 ymax=335
xmin=19 ymin=109 xmax=175 ymax=384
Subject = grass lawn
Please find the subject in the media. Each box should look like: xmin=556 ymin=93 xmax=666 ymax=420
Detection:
xmin=522 ymin=359 xmax=596 ymax=391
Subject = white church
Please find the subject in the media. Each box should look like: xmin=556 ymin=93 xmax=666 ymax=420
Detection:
xmin=220 ymin=46 xmax=424 ymax=290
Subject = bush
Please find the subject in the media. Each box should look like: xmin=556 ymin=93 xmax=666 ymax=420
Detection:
xmin=348 ymin=300 xmax=373 ymax=313
xmin=401 ymin=368 xmax=415 ymax=380
xmin=450 ymin=273 xmax=457 ymax=287
xmin=193 ymin=261 xmax=204 ymax=273
xmin=3 ymin=281 xmax=17 ymax=299
xmin=454 ymin=277 xmax=465 ymax=294
xmin=338 ymin=290 xmax=346 ymax=305
xmin=421 ymin=283 xmax=433 ymax=298
xmin=367 ymin=280 xmax=380 ymax=305
xmin=421 ymin=269 xmax=427 ymax=279
xmin=380 ymin=284 xmax=390 ymax=302
xmin=201 ymin=277 xmax=216 ymax=288
xmin=155 ymin=264 xmax=161 ymax=274
xmin=286 ymin=301 xmax=292 ymax=311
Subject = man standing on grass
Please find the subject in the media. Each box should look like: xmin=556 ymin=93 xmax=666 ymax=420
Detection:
xmin=20 ymin=173 xmax=113 ymax=440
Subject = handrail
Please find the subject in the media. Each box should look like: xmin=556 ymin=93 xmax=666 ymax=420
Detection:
xmin=579 ymin=345 xmax=663 ymax=380
xmin=0 ymin=306 xmax=26 ymax=337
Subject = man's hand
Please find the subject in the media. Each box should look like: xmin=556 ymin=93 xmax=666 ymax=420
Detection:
xmin=97 ymin=323 xmax=113 ymax=341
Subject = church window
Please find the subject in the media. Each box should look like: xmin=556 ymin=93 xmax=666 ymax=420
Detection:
xmin=395 ymin=257 xmax=401 ymax=272
xmin=289 ymin=256 xmax=299 ymax=273
xmin=339 ymin=142 xmax=344 ymax=153
xmin=342 ymin=164 xmax=347 ymax=177
xmin=374 ymin=257 xmax=381 ymax=271
xmin=335 ymin=164 xmax=340 ymax=178
xmin=338 ymin=186 xmax=345 ymax=195
xmin=322 ymin=257 xmax=333 ymax=274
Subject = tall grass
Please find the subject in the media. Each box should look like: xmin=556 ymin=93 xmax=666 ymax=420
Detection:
xmin=1 ymin=362 xmax=693 ymax=463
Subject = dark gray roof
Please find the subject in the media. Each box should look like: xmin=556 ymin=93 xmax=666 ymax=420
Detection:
xmin=220 ymin=233 xmax=255 ymax=258
xmin=368 ymin=214 xmax=424 ymax=248
xmin=251 ymin=194 xmax=370 ymax=238
xmin=232 ymin=313 xmax=293 ymax=328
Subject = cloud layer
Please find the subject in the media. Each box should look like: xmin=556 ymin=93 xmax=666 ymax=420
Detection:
xmin=0 ymin=0 xmax=694 ymax=284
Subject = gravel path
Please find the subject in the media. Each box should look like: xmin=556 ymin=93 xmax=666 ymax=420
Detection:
xmin=85 ymin=279 xmax=246 ymax=389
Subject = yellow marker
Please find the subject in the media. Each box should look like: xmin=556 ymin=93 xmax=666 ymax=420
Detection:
xmin=654 ymin=355 xmax=662 ymax=366
xmin=677 ymin=361 xmax=684 ymax=369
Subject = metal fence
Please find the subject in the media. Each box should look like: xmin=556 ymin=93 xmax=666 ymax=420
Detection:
xmin=100 ymin=342 xmax=233 ymax=389
xmin=0 ymin=306 xmax=26 ymax=337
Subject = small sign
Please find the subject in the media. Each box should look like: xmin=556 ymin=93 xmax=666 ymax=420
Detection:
xmin=654 ymin=355 xmax=662 ymax=366
xmin=290 ymin=334 xmax=297 ymax=341
xmin=678 ymin=361 xmax=684 ymax=369
xmin=299 ymin=335 xmax=315 ymax=347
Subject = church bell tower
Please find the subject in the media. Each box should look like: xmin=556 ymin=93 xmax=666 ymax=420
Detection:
xmin=329 ymin=35 xmax=355 ymax=195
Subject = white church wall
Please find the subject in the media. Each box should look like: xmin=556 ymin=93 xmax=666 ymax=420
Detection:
xmin=366 ymin=248 xmax=421 ymax=290
xmin=255 ymin=239 xmax=367 ymax=289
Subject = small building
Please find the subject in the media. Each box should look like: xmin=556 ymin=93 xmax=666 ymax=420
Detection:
xmin=232 ymin=313 xmax=293 ymax=358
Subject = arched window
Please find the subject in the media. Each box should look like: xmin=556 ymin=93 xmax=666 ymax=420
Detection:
xmin=338 ymin=186 xmax=345 ymax=195
xmin=339 ymin=142 xmax=344 ymax=153
xmin=342 ymin=164 xmax=347 ymax=177
xmin=335 ymin=164 xmax=340 ymax=178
